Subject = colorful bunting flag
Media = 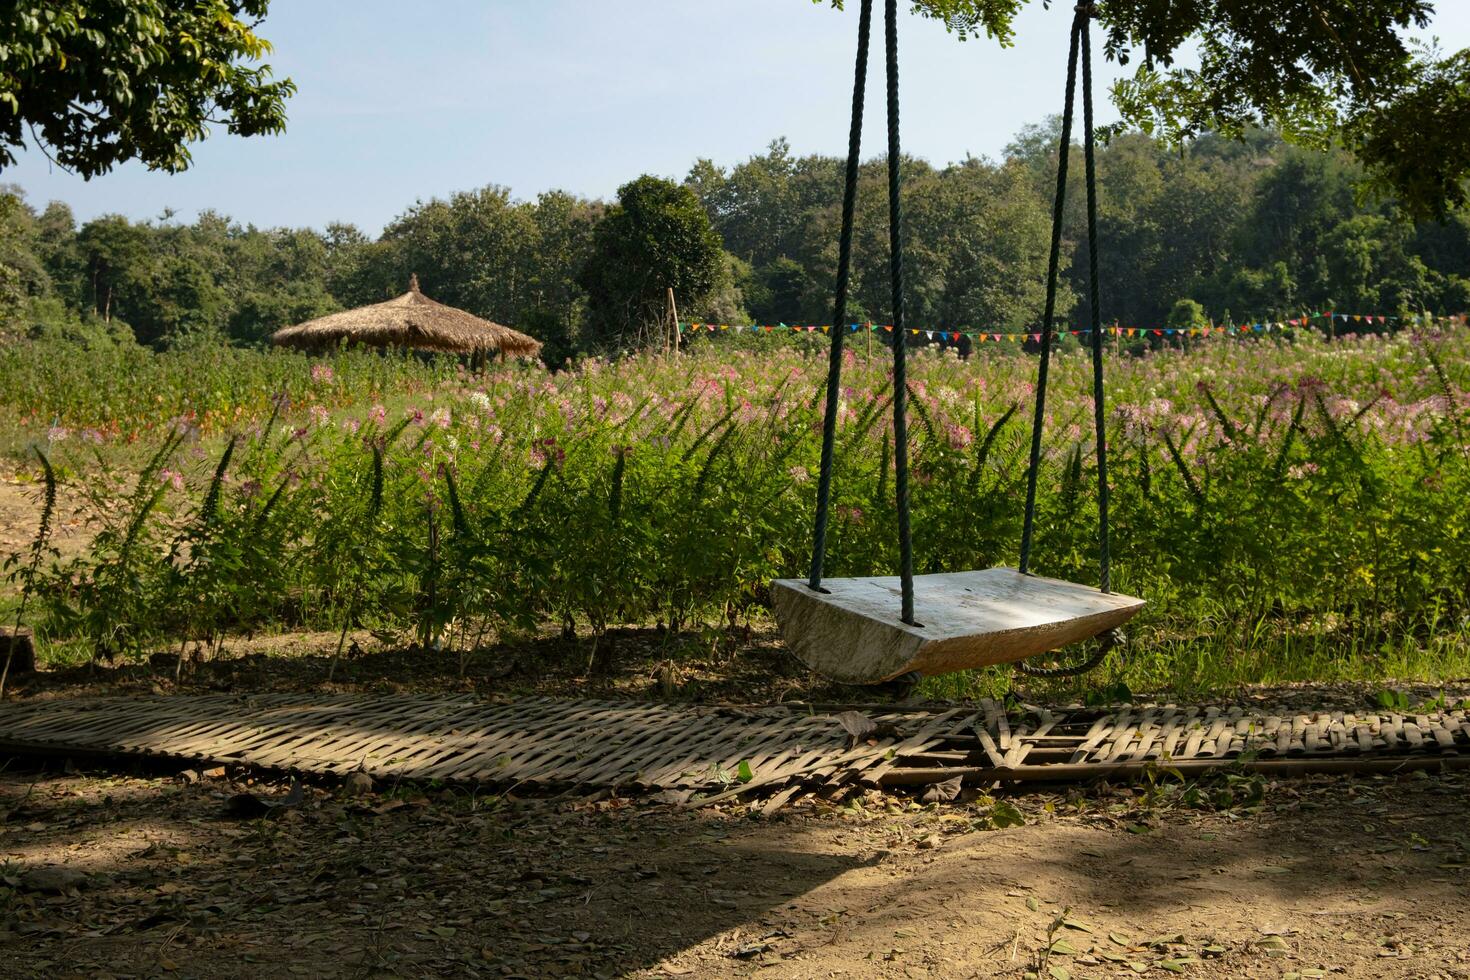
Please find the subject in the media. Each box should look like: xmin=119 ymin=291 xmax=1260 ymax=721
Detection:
xmin=674 ymin=310 xmax=1454 ymax=345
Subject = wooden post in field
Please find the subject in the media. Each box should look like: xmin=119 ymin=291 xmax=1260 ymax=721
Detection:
xmin=866 ymin=321 xmax=872 ymax=359
xmin=667 ymin=287 xmax=681 ymax=356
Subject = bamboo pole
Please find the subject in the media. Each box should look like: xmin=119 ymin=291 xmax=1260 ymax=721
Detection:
xmin=667 ymin=287 xmax=681 ymax=355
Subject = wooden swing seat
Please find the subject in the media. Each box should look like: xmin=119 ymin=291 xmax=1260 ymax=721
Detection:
xmin=771 ymin=567 xmax=1144 ymax=684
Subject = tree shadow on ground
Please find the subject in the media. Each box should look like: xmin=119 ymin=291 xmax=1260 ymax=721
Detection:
xmin=0 ymin=767 xmax=881 ymax=977
xmin=0 ymin=767 xmax=1467 ymax=976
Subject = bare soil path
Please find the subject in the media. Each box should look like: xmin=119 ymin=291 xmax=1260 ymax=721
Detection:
xmin=1 ymin=760 xmax=1466 ymax=978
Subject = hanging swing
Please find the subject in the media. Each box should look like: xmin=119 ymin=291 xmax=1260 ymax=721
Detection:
xmin=771 ymin=0 xmax=1143 ymax=686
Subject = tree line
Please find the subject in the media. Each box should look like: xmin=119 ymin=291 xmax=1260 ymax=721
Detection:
xmin=2 ymin=122 xmax=1467 ymax=364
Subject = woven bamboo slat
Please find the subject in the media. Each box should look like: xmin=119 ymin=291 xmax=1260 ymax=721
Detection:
xmin=1 ymin=696 xmax=1466 ymax=810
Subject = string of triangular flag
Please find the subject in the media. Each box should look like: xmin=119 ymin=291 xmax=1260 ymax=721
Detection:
xmin=677 ymin=311 xmax=1466 ymax=343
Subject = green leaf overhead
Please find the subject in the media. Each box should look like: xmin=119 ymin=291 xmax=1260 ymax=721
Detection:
xmin=816 ymin=1 xmax=1464 ymax=217
xmin=0 ymin=1 xmax=295 ymax=178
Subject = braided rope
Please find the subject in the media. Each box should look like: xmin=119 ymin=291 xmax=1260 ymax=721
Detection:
xmin=807 ymin=0 xmax=874 ymax=593
xmin=1016 ymin=3 xmax=1118 ymax=679
xmin=884 ymin=0 xmax=916 ymax=625
xmin=1080 ymin=10 xmax=1112 ymax=594
xmin=1018 ymin=12 xmax=1082 ymax=576
xmin=1015 ymin=628 xmax=1125 ymax=678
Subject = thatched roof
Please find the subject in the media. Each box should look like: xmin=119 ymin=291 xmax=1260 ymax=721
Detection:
xmin=272 ymin=275 xmax=542 ymax=357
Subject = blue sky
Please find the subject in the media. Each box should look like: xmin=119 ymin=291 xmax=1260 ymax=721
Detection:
xmin=7 ymin=0 xmax=1470 ymax=234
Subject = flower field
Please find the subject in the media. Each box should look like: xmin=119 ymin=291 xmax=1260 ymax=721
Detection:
xmin=5 ymin=326 xmax=1469 ymax=695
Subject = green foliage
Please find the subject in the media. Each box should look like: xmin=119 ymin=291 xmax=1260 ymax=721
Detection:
xmin=0 ymin=1 xmax=295 ymax=177
xmin=818 ymin=1 xmax=1024 ymax=44
xmin=1133 ymin=765 xmax=1266 ymax=815
xmin=1166 ymin=299 xmax=1208 ymax=332
xmin=975 ymin=798 xmax=1026 ymax=829
xmin=1 ymin=447 xmax=55 ymax=695
xmin=43 ymin=429 xmax=185 ymax=659
xmin=162 ymin=436 xmax=246 ymax=674
xmin=1375 ymin=688 xmax=1413 ymax=712
xmin=581 ymin=176 xmax=725 ymax=349
xmin=7 ymin=325 xmax=1470 ymax=698
xmin=1348 ymin=47 xmax=1470 ymax=217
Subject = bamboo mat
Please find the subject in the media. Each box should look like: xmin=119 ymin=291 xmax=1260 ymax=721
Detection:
xmin=0 ymin=695 xmax=1464 ymax=807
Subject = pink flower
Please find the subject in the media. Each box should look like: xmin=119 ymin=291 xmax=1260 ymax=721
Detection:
xmin=310 ymin=363 xmax=335 ymax=384
xmin=159 ymin=468 xmax=185 ymax=492
xmin=368 ymin=404 xmax=388 ymax=426
xmin=530 ymin=437 xmax=565 ymax=468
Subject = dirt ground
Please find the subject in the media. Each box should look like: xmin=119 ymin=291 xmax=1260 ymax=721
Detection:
xmin=0 ymin=760 xmax=1466 ymax=979
xmin=0 ymin=470 xmax=90 ymax=562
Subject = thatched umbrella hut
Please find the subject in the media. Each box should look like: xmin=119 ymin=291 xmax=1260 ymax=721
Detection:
xmin=272 ymin=275 xmax=542 ymax=360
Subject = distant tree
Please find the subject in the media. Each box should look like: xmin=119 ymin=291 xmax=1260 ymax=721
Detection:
xmin=0 ymin=2 xmax=294 ymax=178
xmin=743 ymin=256 xmax=816 ymax=323
xmin=227 ymin=227 xmax=342 ymax=345
xmin=337 ymin=186 xmax=541 ymax=333
xmin=1409 ymin=211 xmax=1470 ymax=313
xmin=74 ymin=215 xmax=154 ymax=329
xmin=689 ymin=139 xmax=801 ymax=267
xmin=0 ymin=189 xmax=49 ymax=321
xmin=1210 ymin=261 xmax=1298 ymax=320
xmin=1166 ymin=298 xmax=1208 ymax=332
xmin=811 ymin=155 xmax=1053 ymax=332
xmin=900 ymin=158 xmax=1056 ymax=332
xmin=689 ymin=141 xmax=844 ymax=271
xmin=32 ymin=201 xmax=81 ymax=300
xmin=685 ymin=253 xmax=750 ymax=326
xmin=1078 ymin=132 xmax=1253 ymax=328
xmin=1320 ymin=214 xmax=1428 ymax=315
xmin=580 ymin=176 xmax=724 ymax=348
xmin=524 ymin=191 xmax=603 ymax=364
